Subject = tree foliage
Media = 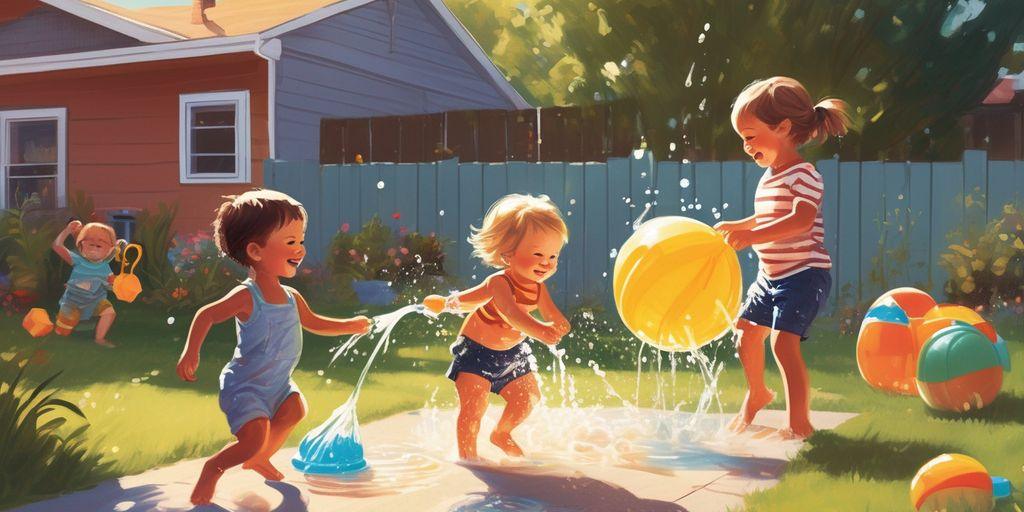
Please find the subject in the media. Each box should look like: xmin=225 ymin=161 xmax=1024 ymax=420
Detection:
xmin=450 ymin=0 xmax=1024 ymax=160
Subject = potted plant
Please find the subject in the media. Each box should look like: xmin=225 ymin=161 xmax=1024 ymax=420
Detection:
xmin=328 ymin=216 xmax=448 ymax=305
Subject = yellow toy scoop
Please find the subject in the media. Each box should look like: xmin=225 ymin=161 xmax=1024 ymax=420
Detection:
xmin=113 ymin=243 xmax=143 ymax=302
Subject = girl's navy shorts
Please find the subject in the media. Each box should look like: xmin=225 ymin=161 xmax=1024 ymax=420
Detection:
xmin=739 ymin=267 xmax=832 ymax=340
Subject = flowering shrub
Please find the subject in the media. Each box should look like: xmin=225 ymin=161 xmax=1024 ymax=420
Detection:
xmin=940 ymin=203 xmax=1024 ymax=310
xmin=327 ymin=215 xmax=449 ymax=292
xmin=147 ymin=232 xmax=246 ymax=310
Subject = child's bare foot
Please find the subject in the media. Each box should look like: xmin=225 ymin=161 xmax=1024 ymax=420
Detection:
xmin=773 ymin=426 xmax=813 ymax=440
xmin=243 ymin=458 xmax=284 ymax=481
xmin=190 ymin=463 xmax=223 ymax=505
xmin=94 ymin=338 xmax=116 ymax=348
xmin=729 ymin=388 xmax=775 ymax=432
xmin=489 ymin=431 xmax=525 ymax=458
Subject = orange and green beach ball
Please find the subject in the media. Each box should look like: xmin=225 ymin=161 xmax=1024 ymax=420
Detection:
xmin=856 ymin=287 xmax=937 ymax=395
xmin=911 ymin=454 xmax=995 ymax=511
xmin=916 ymin=324 xmax=1008 ymax=413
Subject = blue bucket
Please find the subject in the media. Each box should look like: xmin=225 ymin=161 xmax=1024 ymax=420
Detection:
xmin=351 ymin=280 xmax=396 ymax=306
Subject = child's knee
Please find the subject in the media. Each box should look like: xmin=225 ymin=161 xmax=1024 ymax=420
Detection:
xmin=278 ymin=394 xmax=307 ymax=425
xmin=55 ymin=308 xmax=81 ymax=335
xmin=236 ymin=418 xmax=271 ymax=454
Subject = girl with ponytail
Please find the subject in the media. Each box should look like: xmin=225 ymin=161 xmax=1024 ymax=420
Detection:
xmin=714 ymin=76 xmax=852 ymax=439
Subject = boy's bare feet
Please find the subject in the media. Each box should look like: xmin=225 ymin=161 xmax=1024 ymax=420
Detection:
xmin=781 ymin=422 xmax=814 ymax=440
xmin=243 ymin=458 xmax=284 ymax=481
xmin=728 ymin=388 xmax=775 ymax=432
xmin=190 ymin=463 xmax=223 ymax=505
xmin=94 ymin=338 xmax=116 ymax=348
xmin=489 ymin=430 xmax=525 ymax=458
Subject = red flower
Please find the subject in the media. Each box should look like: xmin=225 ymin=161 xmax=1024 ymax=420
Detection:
xmin=392 ymin=212 xmax=401 ymax=220
xmin=400 ymin=247 xmax=409 ymax=255
xmin=341 ymin=223 xmax=350 ymax=233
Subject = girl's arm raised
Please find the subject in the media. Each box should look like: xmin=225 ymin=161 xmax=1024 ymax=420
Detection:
xmin=288 ymin=287 xmax=372 ymax=336
xmin=176 ymin=286 xmax=251 ymax=382
xmin=537 ymin=284 xmax=570 ymax=336
xmin=488 ymin=278 xmax=562 ymax=345
xmin=714 ymin=216 xmax=757 ymax=234
xmin=52 ymin=220 xmax=80 ymax=265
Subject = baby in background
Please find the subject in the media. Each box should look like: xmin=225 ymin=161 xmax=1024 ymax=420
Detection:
xmin=51 ymin=220 xmax=126 ymax=347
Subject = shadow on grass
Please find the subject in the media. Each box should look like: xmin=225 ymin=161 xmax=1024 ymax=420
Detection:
xmin=786 ymin=431 xmax=959 ymax=481
xmin=924 ymin=393 xmax=1024 ymax=425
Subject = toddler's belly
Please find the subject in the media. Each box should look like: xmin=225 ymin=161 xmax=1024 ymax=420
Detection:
xmin=461 ymin=313 xmax=527 ymax=351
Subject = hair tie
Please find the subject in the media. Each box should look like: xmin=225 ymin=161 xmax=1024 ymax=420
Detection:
xmin=814 ymin=105 xmax=826 ymax=119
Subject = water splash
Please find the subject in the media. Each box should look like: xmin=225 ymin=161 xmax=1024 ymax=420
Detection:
xmin=631 ymin=203 xmax=653 ymax=232
xmin=293 ymin=304 xmax=427 ymax=474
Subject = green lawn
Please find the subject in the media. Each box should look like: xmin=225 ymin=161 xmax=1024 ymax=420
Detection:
xmin=2 ymin=301 xmax=1023 ymax=511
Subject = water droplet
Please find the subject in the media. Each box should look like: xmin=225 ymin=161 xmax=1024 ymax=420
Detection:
xmin=697 ymin=33 xmax=705 ymax=43
xmin=166 ymin=316 xmax=175 ymax=325
xmin=684 ymin=62 xmax=695 ymax=87
xmin=695 ymin=204 xmax=702 ymax=210
xmin=609 ymin=248 xmax=618 ymax=258
xmin=723 ymin=202 xmax=729 ymax=209
xmin=669 ymin=142 xmax=677 ymax=151
xmin=570 ymin=198 xmax=576 ymax=205
xmin=680 ymin=178 xmax=690 ymax=188
xmin=439 ymin=209 xmax=445 ymax=216
xmin=704 ymin=22 xmax=711 ymax=30
xmin=377 ymin=180 xmax=385 ymax=190
xmin=602 ymin=272 xmax=608 ymax=277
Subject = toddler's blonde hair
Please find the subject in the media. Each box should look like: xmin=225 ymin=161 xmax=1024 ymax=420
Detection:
xmin=469 ymin=194 xmax=568 ymax=268
xmin=75 ymin=222 xmax=116 ymax=248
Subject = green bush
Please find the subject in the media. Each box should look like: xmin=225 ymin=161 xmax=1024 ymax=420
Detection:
xmin=0 ymin=205 xmax=66 ymax=305
xmin=940 ymin=203 xmax=1024 ymax=310
xmin=133 ymin=202 xmax=178 ymax=291
xmin=327 ymin=216 xmax=450 ymax=292
xmin=145 ymin=232 xmax=246 ymax=311
xmin=0 ymin=351 xmax=110 ymax=508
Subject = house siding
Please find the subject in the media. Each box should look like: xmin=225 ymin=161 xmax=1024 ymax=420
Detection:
xmin=0 ymin=5 xmax=141 ymax=60
xmin=275 ymin=0 xmax=519 ymax=161
xmin=0 ymin=53 xmax=269 ymax=234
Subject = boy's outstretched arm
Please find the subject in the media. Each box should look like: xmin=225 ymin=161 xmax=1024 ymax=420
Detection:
xmin=288 ymin=287 xmax=372 ymax=337
xmin=537 ymin=284 xmax=570 ymax=336
xmin=488 ymin=278 xmax=562 ymax=345
xmin=52 ymin=220 xmax=81 ymax=265
xmin=176 ymin=286 xmax=250 ymax=382
xmin=441 ymin=280 xmax=492 ymax=312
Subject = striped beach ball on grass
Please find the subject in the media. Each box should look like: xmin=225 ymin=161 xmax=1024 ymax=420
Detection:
xmin=910 ymin=454 xmax=993 ymax=512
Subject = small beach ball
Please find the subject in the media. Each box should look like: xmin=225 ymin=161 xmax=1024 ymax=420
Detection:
xmin=612 ymin=216 xmax=741 ymax=352
xmin=917 ymin=304 xmax=997 ymax=345
xmin=916 ymin=324 xmax=1003 ymax=413
xmin=911 ymin=453 xmax=993 ymax=512
xmin=856 ymin=288 xmax=935 ymax=395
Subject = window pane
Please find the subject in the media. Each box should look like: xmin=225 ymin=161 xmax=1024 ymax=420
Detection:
xmin=191 ymin=155 xmax=235 ymax=174
xmin=7 ymin=176 xmax=56 ymax=209
xmin=8 ymin=120 xmax=57 ymax=164
xmin=8 ymin=164 xmax=57 ymax=177
xmin=192 ymin=105 xmax=235 ymax=127
xmin=192 ymin=127 xmax=235 ymax=154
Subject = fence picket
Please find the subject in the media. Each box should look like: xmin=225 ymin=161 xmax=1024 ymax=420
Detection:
xmin=437 ymin=159 xmax=461 ymax=276
xmin=565 ymin=163 xmax=586 ymax=303
xmin=458 ymin=163 xmax=484 ymax=285
xmin=837 ymin=162 xmax=861 ymax=307
xmin=930 ymin=162 xmax=965 ymax=299
xmin=583 ymin=162 xmax=610 ymax=301
xmin=908 ymin=163 xmax=932 ymax=290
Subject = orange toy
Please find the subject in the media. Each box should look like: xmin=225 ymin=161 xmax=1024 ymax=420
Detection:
xmin=22 ymin=308 xmax=54 ymax=338
xmin=916 ymin=324 xmax=1004 ymax=413
xmin=856 ymin=288 xmax=936 ymax=395
xmin=112 ymin=243 xmax=143 ymax=303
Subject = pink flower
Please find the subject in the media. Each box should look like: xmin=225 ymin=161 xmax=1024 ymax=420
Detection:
xmin=400 ymin=247 xmax=409 ymax=255
xmin=392 ymin=212 xmax=401 ymax=220
xmin=341 ymin=223 xmax=350 ymax=233
xmin=394 ymin=258 xmax=402 ymax=266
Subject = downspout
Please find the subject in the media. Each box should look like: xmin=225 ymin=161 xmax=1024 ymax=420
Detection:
xmin=254 ymin=37 xmax=282 ymax=160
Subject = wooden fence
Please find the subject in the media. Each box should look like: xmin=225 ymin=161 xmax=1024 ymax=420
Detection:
xmin=318 ymin=100 xmax=648 ymax=164
xmin=265 ymin=150 xmax=1024 ymax=310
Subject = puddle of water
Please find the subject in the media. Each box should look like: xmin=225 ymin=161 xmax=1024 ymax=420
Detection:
xmin=302 ymin=444 xmax=446 ymax=498
xmin=449 ymin=493 xmax=576 ymax=512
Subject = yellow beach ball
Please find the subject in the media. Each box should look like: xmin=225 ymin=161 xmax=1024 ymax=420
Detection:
xmin=613 ymin=216 xmax=742 ymax=352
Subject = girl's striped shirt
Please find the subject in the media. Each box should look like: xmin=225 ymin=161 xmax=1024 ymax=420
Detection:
xmin=752 ymin=162 xmax=831 ymax=279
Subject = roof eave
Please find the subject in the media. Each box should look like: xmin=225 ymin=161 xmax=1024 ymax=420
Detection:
xmin=39 ymin=0 xmax=186 ymax=42
xmin=0 ymin=35 xmax=259 ymax=76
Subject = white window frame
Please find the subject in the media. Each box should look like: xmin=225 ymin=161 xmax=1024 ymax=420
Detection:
xmin=0 ymin=108 xmax=67 ymax=210
xmin=179 ymin=90 xmax=250 ymax=184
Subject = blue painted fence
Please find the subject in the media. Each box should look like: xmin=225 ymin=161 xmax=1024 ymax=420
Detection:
xmin=265 ymin=150 xmax=1024 ymax=311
